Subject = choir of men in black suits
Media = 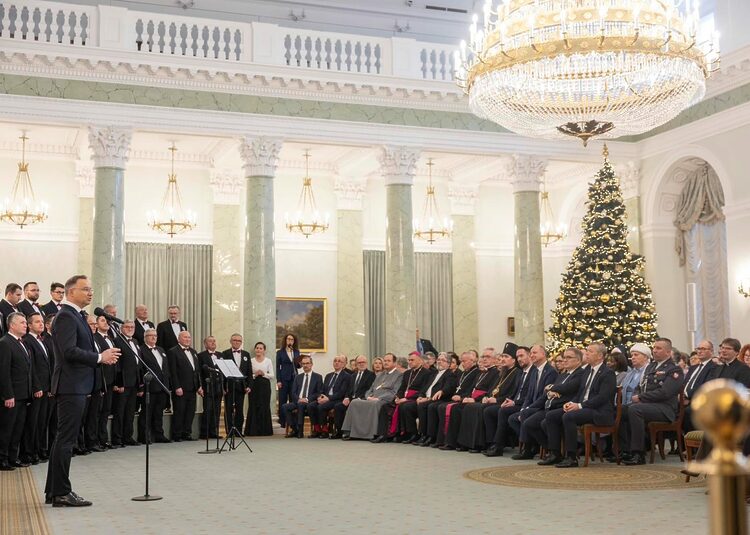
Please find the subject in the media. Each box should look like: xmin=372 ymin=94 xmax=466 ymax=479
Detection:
xmin=22 ymin=313 xmax=53 ymax=464
xmin=138 ymin=328 xmax=171 ymax=443
xmin=111 ymin=320 xmax=142 ymax=447
xmin=198 ymin=336 xmax=223 ymax=440
xmin=133 ymin=305 xmax=155 ymax=345
xmin=156 ymin=305 xmax=188 ymax=355
xmin=168 ymin=330 xmax=203 ymax=442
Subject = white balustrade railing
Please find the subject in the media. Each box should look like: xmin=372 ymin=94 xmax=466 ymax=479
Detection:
xmin=0 ymin=0 xmax=95 ymax=46
xmin=0 ymin=1 xmax=456 ymax=82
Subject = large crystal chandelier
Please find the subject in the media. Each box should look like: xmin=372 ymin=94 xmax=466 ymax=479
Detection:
xmin=147 ymin=143 xmax=196 ymax=237
xmin=455 ymin=0 xmax=720 ymax=145
xmin=414 ymin=158 xmax=453 ymax=243
xmin=539 ymin=179 xmax=567 ymax=246
xmin=285 ymin=150 xmax=330 ymax=238
xmin=1 ymin=134 xmax=48 ymax=228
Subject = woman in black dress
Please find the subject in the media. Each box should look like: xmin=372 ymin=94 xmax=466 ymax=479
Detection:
xmin=245 ymin=341 xmax=274 ymax=436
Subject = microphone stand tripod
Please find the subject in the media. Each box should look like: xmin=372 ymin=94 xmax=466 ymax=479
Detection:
xmin=107 ymin=322 xmax=170 ymax=502
xmin=198 ymin=366 xmax=219 ymax=454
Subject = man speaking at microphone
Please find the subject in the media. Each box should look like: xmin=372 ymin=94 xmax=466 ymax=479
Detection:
xmin=44 ymin=275 xmax=120 ymax=507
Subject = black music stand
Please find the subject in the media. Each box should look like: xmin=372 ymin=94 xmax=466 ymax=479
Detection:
xmin=215 ymin=360 xmax=252 ymax=454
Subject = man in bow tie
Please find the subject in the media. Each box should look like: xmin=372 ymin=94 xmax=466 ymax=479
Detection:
xmin=18 ymin=282 xmax=45 ymax=319
xmin=198 ymin=336 xmax=224 ymax=440
xmin=156 ymin=305 xmax=188 ymax=352
xmin=221 ymin=334 xmax=251 ymax=434
xmin=0 ymin=283 xmax=23 ymax=334
xmin=41 ymin=283 xmax=64 ymax=317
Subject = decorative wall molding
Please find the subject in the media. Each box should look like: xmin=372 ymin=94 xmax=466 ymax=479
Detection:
xmin=88 ymin=125 xmax=133 ymax=168
xmin=75 ymin=160 xmax=96 ymax=198
xmin=378 ymin=145 xmax=420 ymax=186
xmin=334 ymin=180 xmax=367 ymax=211
xmin=448 ymin=183 xmax=479 ymax=216
xmin=238 ymin=136 xmax=283 ymax=177
xmin=209 ymin=168 xmax=244 ymax=205
xmin=618 ymin=161 xmax=640 ymax=199
xmin=507 ymin=154 xmax=548 ymax=193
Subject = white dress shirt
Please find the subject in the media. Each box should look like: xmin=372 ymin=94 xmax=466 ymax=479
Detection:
xmin=425 ymin=369 xmax=446 ymax=398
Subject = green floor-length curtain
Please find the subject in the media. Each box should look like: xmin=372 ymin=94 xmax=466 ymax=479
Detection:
xmin=363 ymin=250 xmax=453 ymax=359
xmin=125 ymin=242 xmax=212 ymax=348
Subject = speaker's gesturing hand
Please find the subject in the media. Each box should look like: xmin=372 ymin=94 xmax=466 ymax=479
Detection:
xmin=101 ymin=348 xmax=120 ymax=365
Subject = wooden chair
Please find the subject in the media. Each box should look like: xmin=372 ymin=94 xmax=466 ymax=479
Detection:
xmin=683 ymin=430 xmax=704 ymax=482
xmin=648 ymin=391 xmax=686 ymax=463
xmin=582 ymin=386 xmax=623 ymax=467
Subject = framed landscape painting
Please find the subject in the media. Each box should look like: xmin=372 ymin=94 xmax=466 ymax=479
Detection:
xmin=276 ymin=297 xmax=327 ymax=352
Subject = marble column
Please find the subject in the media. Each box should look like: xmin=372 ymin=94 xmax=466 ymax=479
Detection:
xmin=88 ymin=126 xmax=132 ymax=312
xmin=509 ymin=155 xmax=547 ymax=346
xmin=619 ymin=162 xmax=641 ymax=255
xmin=379 ymin=146 xmax=420 ymax=357
xmin=239 ymin=136 xmax=282 ymax=363
xmin=334 ymin=180 xmax=367 ymax=358
xmin=210 ymin=169 xmax=244 ymax=346
xmin=448 ymin=184 xmax=479 ymax=352
xmin=74 ymin=161 xmax=95 ymax=277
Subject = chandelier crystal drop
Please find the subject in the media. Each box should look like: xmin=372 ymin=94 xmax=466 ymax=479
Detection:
xmin=539 ymin=180 xmax=567 ymax=246
xmin=285 ymin=150 xmax=330 ymax=238
xmin=147 ymin=143 xmax=197 ymax=237
xmin=0 ymin=133 xmax=48 ymax=228
xmin=413 ymin=158 xmax=453 ymax=244
xmin=455 ymin=0 xmax=720 ymax=144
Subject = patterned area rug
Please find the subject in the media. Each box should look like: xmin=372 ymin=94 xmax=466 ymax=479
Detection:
xmin=465 ymin=464 xmax=706 ymax=491
xmin=0 ymin=468 xmax=51 ymax=534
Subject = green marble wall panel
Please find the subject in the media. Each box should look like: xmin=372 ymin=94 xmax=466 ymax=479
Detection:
xmin=92 ymin=167 xmax=125 ymax=311
xmin=0 ymin=73 xmax=507 ymax=133
xmin=212 ymin=203 xmax=242 ymax=347
xmin=336 ymin=209 xmax=366 ymax=359
xmin=451 ymin=215 xmax=478 ymax=353
xmin=514 ymin=190 xmax=545 ymax=346
xmin=77 ymin=197 xmax=94 ymax=277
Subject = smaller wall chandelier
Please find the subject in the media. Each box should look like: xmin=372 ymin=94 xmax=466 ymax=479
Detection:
xmin=539 ymin=179 xmax=567 ymax=247
xmin=414 ymin=158 xmax=453 ymax=243
xmin=285 ymin=150 xmax=330 ymax=238
xmin=1 ymin=133 xmax=48 ymax=228
xmin=147 ymin=143 xmax=196 ymax=237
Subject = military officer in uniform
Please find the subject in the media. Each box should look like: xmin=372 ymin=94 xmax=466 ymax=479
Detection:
xmin=620 ymin=338 xmax=683 ymax=465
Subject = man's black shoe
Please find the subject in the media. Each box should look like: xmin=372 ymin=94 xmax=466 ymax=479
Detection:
xmin=370 ymin=435 xmax=387 ymax=444
xmin=0 ymin=462 xmax=15 ymax=471
xmin=538 ymin=454 xmax=563 ymax=466
xmin=483 ymin=446 xmax=503 ymax=457
xmin=622 ymin=452 xmax=646 ymax=465
xmin=555 ymin=457 xmax=579 ymax=468
xmin=511 ymin=449 xmax=536 ymax=460
xmin=89 ymin=445 xmax=106 ymax=453
xmin=329 ymin=432 xmax=342 ymax=440
xmin=12 ymin=460 xmax=31 ymax=468
xmin=52 ymin=493 xmax=92 ymax=507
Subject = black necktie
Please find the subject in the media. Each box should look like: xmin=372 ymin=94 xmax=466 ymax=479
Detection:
xmin=329 ymin=373 xmax=338 ymax=394
xmin=354 ymin=371 xmax=362 ymax=392
xmin=582 ymin=368 xmax=595 ymax=400
xmin=301 ymin=374 xmax=309 ymax=398
xmin=80 ymin=310 xmax=88 ymax=320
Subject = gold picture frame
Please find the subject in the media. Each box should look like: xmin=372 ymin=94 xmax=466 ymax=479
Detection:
xmin=507 ymin=317 xmax=515 ymax=337
xmin=276 ymin=297 xmax=328 ymax=352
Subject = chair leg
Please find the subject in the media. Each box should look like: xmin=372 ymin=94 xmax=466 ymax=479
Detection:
xmin=685 ymin=443 xmax=694 ymax=483
xmin=676 ymin=432 xmax=685 ymax=462
xmin=584 ymin=430 xmax=590 ymax=467
xmin=649 ymin=428 xmax=656 ymax=464
xmin=613 ymin=430 xmax=620 ymax=465
xmin=658 ymin=432 xmax=666 ymax=460
xmin=595 ymin=433 xmax=604 ymax=463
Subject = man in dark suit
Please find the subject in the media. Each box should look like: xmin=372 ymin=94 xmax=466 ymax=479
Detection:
xmin=138 ymin=328 xmax=171 ymax=443
xmin=332 ymin=355 xmax=375 ymax=439
xmin=0 ymin=283 xmax=23 ymax=333
xmin=307 ymin=354 xmax=352 ymax=438
xmin=416 ymin=328 xmax=437 ymax=356
xmin=521 ymin=347 xmax=586 ymax=460
xmin=44 ymin=275 xmax=119 ymax=507
xmin=281 ymin=355 xmax=323 ymax=438
xmin=42 ymin=315 xmax=57 ymax=451
xmin=276 ymin=333 xmax=301 ymax=428
xmin=112 ymin=320 xmax=142 ymax=447
xmin=221 ymin=334 xmax=251 ymax=434
xmin=168 ymin=331 xmax=203 ymax=441
xmin=0 ymin=313 xmax=39 ymax=470
xmin=41 ymin=283 xmax=65 ymax=317
xmin=540 ymin=342 xmax=617 ymax=468
xmin=21 ymin=313 xmax=52 ymax=464
xmin=18 ymin=282 xmax=45 ymax=318
xmin=92 ymin=315 xmax=116 ymax=448
xmin=133 ymin=305 xmax=155 ymax=345
xmin=198 ymin=336 xmax=224 ymax=440
xmin=620 ymin=338 xmax=684 ymax=465
xmin=682 ymin=339 xmax=717 ymax=433
xmin=156 ymin=305 xmax=187 ymax=353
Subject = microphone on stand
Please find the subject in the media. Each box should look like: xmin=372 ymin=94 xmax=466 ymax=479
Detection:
xmin=93 ymin=307 xmax=124 ymax=324
xmin=202 ymin=364 xmax=220 ymax=374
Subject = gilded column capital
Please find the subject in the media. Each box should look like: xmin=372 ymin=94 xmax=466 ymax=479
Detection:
xmin=507 ymin=155 xmax=547 ymax=193
xmin=239 ymin=136 xmax=283 ymax=177
xmin=88 ymin=126 xmax=132 ymax=169
xmin=379 ymin=146 xmax=420 ymax=186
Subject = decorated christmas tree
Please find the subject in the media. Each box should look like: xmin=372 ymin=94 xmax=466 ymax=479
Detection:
xmin=547 ymin=146 xmax=658 ymax=353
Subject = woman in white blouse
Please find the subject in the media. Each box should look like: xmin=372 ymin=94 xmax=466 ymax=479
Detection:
xmin=244 ymin=341 xmax=274 ymax=436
